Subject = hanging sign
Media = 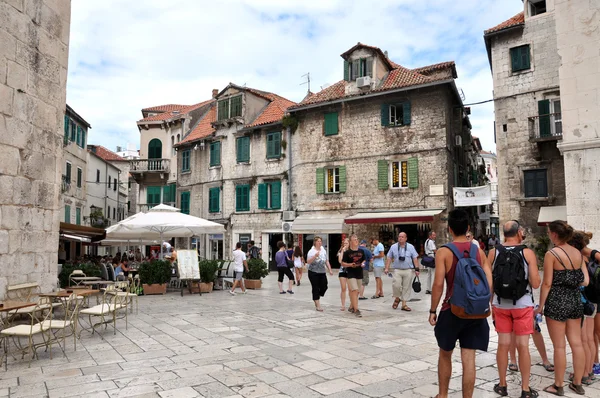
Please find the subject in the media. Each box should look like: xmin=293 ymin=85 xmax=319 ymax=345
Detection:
xmin=453 ymin=185 xmax=492 ymax=207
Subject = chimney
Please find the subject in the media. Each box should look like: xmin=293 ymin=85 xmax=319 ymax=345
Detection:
xmin=384 ymin=50 xmax=388 ymax=58
xmin=212 ymin=89 xmax=218 ymax=98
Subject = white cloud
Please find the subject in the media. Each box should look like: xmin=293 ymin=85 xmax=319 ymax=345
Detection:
xmin=67 ymin=0 xmax=523 ymax=152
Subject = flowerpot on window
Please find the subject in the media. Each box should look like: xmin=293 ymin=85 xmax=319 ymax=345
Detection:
xmin=244 ymin=279 xmax=262 ymax=290
xmin=142 ymin=283 xmax=167 ymax=295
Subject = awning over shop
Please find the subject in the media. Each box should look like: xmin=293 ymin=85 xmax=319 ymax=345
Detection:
xmin=345 ymin=209 xmax=444 ymax=224
xmin=537 ymin=206 xmax=567 ymax=226
xmin=60 ymin=234 xmax=91 ymax=243
xmin=292 ymin=214 xmax=347 ymax=234
xmin=59 ymin=222 xmax=106 ymax=243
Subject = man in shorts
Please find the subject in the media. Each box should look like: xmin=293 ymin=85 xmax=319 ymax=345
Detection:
xmin=429 ymin=209 xmax=492 ymax=398
xmin=385 ymin=232 xmax=420 ymax=311
xmin=341 ymin=234 xmax=365 ymax=317
xmin=487 ymin=220 xmax=540 ymax=397
xmin=371 ymin=237 xmax=385 ymax=298
xmin=358 ymin=240 xmax=372 ymax=300
xmin=230 ymin=242 xmax=249 ymax=295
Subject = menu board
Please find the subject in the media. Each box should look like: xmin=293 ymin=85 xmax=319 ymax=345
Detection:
xmin=176 ymin=250 xmax=200 ymax=280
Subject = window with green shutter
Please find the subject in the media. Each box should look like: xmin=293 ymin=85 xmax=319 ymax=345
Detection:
xmin=236 ymin=136 xmax=250 ymax=163
xmin=230 ymin=96 xmax=242 ymax=118
xmin=538 ymin=99 xmax=551 ymax=137
xmin=266 ymin=132 xmax=281 ymax=159
xmin=408 ymin=157 xmax=419 ymax=188
xmin=76 ymin=207 xmax=81 ymax=225
xmin=524 ymin=169 xmax=547 ymax=198
xmin=148 ymin=139 xmax=162 ymax=159
xmin=209 ymin=187 xmax=220 ymax=213
xmin=180 ymin=191 xmax=190 ymax=214
xmin=323 ymin=112 xmax=339 ymax=136
xmin=258 ymin=181 xmax=282 ymax=210
xmin=76 ymin=126 xmax=82 ymax=147
xmin=81 ymin=128 xmax=86 ymax=148
xmin=70 ymin=121 xmax=76 ymax=141
xmin=344 ymin=60 xmax=350 ymax=82
xmin=510 ymin=45 xmax=531 ymax=72
xmin=76 ymin=167 xmax=82 ymax=188
xmin=65 ymin=162 xmax=71 ymax=182
xmin=64 ymin=205 xmax=71 ymax=223
xmin=163 ymin=183 xmax=176 ymax=204
xmin=235 ymin=184 xmax=250 ymax=211
xmin=217 ymin=99 xmax=229 ymax=121
xmin=181 ymin=149 xmax=191 ymax=172
xmin=320 ymin=167 xmax=345 ymax=194
xmin=64 ymin=115 xmax=69 ymax=135
xmin=382 ymin=102 xmax=411 ymax=126
xmin=147 ymin=186 xmax=161 ymax=207
xmin=378 ymin=160 xmax=389 ymax=189
xmin=316 ymin=168 xmax=325 ymax=194
xmin=209 ymin=141 xmax=221 ymax=166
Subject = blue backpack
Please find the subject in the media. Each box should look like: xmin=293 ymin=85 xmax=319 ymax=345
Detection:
xmin=444 ymin=243 xmax=491 ymax=319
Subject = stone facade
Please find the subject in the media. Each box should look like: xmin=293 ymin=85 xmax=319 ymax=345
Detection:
xmin=485 ymin=2 xmax=566 ymax=238
xmin=62 ymin=105 xmax=89 ymax=227
xmin=481 ymin=151 xmax=500 ymax=236
xmin=0 ymin=0 xmax=71 ymax=296
xmin=555 ymin=0 xmax=600 ymax=247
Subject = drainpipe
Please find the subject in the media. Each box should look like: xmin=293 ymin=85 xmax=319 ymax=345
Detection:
xmin=286 ymin=126 xmax=292 ymax=211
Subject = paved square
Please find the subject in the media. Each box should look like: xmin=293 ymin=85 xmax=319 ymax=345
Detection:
xmin=1 ymin=271 xmax=597 ymax=397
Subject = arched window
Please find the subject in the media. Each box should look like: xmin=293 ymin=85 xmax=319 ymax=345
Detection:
xmin=171 ymin=136 xmax=175 ymax=156
xmin=177 ymin=134 xmax=180 ymax=143
xmin=148 ymin=139 xmax=162 ymax=159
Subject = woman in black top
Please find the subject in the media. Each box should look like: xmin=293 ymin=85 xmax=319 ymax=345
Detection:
xmin=337 ymin=238 xmax=349 ymax=312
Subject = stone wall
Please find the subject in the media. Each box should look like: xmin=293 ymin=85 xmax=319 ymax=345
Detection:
xmin=0 ymin=0 xmax=71 ymax=296
xmin=490 ymin=9 xmax=565 ymax=237
xmin=555 ymin=0 xmax=600 ymax=246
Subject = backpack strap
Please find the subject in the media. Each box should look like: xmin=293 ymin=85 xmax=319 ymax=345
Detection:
xmin=468 ymin=242 xmax=479 ymax=259
xmin=442 ymin=243 xmax=463 ymax=260
xmin=591 ymin=250 xmax=599 ymax=262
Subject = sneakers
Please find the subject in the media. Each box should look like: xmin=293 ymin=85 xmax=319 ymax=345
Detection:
xmin=287 ymin=290 xmax=294 ymax=294
xmin=359 ymin=297 xmax=368 ymax=300
xmin=229 ymin=291 xmax=236 ymax=296
xmin=279 ymin=291 xmax=286 ymax=294
xmin=594 ymin=363 xmax=600 ymax=375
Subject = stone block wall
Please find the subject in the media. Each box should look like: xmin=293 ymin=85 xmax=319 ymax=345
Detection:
xmin=0 ymin=0 xmax=71 ymax=296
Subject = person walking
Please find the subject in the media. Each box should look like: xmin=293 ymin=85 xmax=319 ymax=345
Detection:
xmin=429 ymin=209 xmax=492 ymax=398
xmin=423 ymin=231 xmax=437 ymax=295
xmin=537 ymin=221 xmax=589 ymax=396
xmin=337 ymin=238 xmax=350 ymax=311
xmin=358 ymin=240 xmax=372 ymax=300
xmin=384 ymin=232 xmax=421 ymax=311
xmin=340 ymin=234 xmax=365 ymax=318
xmin=286 ymin=242 xmax=295 ymax=285
xmin=306 ymin=236 xmax=333 ymax=311
xmin=487 ymin=220 xmax=540 ymax=398
xmin=247 ymin=240 xmax=261 ymax=259
xmin=275 ymin=241 xmax=295 ymax=294
xmin=371 ymin=237 xmax=385 ymax=299
xmin=230 ymin=242 xmax=249 ymax=295
xmin=293 ymin=246 xmax=305 ymax=286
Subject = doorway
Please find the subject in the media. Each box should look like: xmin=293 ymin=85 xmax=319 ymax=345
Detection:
xmin=268 ymin=233 xmax=283 ymax=271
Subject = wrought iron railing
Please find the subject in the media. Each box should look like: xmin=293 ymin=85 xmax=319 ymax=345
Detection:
xmin=528 ymin=113 xmax=562 ymax=140
xmin=61 ymin=174 xmax=70 ymax=193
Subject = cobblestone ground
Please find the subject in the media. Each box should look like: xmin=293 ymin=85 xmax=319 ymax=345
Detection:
xmin=1 ymin=270 xmax=597 ymax=397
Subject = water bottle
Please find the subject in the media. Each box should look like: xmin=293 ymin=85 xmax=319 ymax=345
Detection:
xmin=535 ymin=312 xmax=542 ymax=324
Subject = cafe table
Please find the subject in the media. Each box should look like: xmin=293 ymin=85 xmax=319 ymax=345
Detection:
xmin=39 ymin=289 xmax=100 ymax=307
xmin=70 ymin=276 xmax=101 ymax=286
xmin=0 ymin=300 xmax=36 ymax=327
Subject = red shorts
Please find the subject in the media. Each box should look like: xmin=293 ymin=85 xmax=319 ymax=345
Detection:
xmin=493 ymin=307 xmax=534 ymax=336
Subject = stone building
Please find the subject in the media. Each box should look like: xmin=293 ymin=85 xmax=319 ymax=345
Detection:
xmin=0 ymin=0 xmax=71 ymax=296
xmin=480 ymin=150 xmax=500 ymax=236
xmin=484 ymin=1 xmax=566 ymax=238
xmin=288 ymin=43 xmax=478 ymax=263
xmin=62 ymin=105 xmax=89 ymax=227
xmin=174 ymin=84 xmax=296 ymax=266
xmin=555 ymin=0 xmax=600 ymax=247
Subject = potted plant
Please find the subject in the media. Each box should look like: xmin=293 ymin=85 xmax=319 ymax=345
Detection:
xmin=194 ymin=259 xmax=220 ymax=293
xmin=59 ymin=262 xmax=103 ymax=288
xmin=244 ymin=258 xmax=269 ymax=289
xmin=139 ymin=260 xmax=172 ymax=295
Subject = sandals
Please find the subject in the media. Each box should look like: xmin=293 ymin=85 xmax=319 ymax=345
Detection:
xmin=568 ymin=383 xmax=585 ymax=395
xmin=354 ymin=310 xmax=362 ymax=318
xmin=543 ymin=384 xmax=564 ymax=396
xmin=401 ymin=306 xmax=412 ymax=312
xmin=493 ymin=384 xmax=508 ymax=397
xmin=348 ymin=307 xmax=355 ymax=313
xmin=520 ymin=388 xmax=539 ymax=398
xmin=392 ymin=298 xmax=400 ymax=309
xmin=537 ymin=362 xmax=554 ymax=372
xmin=315 ymin=307 xmax=323 ymax=312
xmin=569 ymin=373 xmax=592 ymax=385
xmin=509 ymin=363 xmax=519 ymax=372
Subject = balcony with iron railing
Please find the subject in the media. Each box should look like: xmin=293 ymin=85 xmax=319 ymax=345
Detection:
xmin=528 ymin=113 xmax=562 ymax=142
xmin=129 ymin=159 xmax=170 ymax=184
xmin=61 ymin=174 xmax=71 ymax=193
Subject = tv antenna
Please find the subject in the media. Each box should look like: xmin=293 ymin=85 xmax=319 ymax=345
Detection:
xmin=459 ymin=88 xmax=465 ymax=101
xmin=300 ymin=73 xmax=310 ymax=94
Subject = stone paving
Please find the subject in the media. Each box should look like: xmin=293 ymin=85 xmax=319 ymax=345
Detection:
xmin=0 ymin=271 xmax=597 ymax=397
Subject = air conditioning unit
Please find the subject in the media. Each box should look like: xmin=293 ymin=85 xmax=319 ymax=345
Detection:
xmin=455 ymin=135 xmax=463 ymax=147
xmin=283 ymin=211 xmax=296 ymax=221
xmin=356 ymin=76 xmax=371 ymax=88
xmin=282 ymin=222 xmax=293 ymax=233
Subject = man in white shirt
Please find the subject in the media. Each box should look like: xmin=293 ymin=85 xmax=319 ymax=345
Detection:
xmin=424 ymin=231 xmax=437 ymax=294
xmin=371 ymin=238 xmax=386 ymax=298
xmin=230 ymin=242 xmax=249 ymax=295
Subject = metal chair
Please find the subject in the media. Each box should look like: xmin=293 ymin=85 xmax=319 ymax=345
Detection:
xmin=43 ymin=293 xmax=81 ymax=354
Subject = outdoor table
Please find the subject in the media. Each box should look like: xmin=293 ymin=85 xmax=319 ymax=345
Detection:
xmin=39 ymin=289 xmax=100 ymax=307
xmin=0 ymin=301 xmax=36 ymax=327
xmin=70 ymin=276 xmax=101 ymax=286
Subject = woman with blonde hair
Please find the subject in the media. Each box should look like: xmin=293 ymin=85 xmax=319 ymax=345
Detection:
xmin=337 ymin=237 xmax=350 ymax=311
xmin=538 ymin=221 xmax=589 ymax=396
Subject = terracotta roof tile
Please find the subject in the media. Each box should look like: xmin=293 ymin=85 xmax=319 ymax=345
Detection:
xmin=245 ymin=93 xmax=296 ymax=128
xmin=88 ymin=145 xmax=125 ymax=161
xmin=138 ymin=99 xmax=214 ymax=123
xmin=295 ymin=81 xmax=347 ymax=106
xmin=412 ymin=61 xmax=457 ymax=77
xmin=179 ymin=106 xmax=216 ymax=145
xmin=141 ymin=104 xmax=187 ymax=112
xmin=485 ymin=12 xmax=524 ymax=35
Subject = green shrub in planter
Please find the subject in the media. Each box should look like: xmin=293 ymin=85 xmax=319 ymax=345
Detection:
xmin=244 ymin=258 xmax=269 ymax=280
xmin=139 ymin=260 xmax=172 ymax=285
xmin=199 ymin=259 xmax=220 ymax=283
xmin=59 ymin=262 xmax=102 ymax=288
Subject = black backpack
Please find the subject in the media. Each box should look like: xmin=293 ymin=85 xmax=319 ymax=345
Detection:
xmin=492 ymin=245 xmax=529 ymax=305
xmin=584 ymin=249 xmax=600 ymax=304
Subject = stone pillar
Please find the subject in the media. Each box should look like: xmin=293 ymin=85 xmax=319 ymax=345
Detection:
xmin=555 ymin=0 xmax=600 ymax=247
xmin=0 ymin=0 xmax=71 ymax=296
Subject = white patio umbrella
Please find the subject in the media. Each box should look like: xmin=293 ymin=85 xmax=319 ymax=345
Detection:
xmin=120 ymin=204 xmax=225 ymax=258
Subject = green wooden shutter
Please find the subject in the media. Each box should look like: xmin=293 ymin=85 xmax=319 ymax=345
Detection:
xmin=70 ymin=121 xmax=75 ymax=141
xmin=270 ymin=181 xmax=281 ymax=209
xmin=381 ymin=104 xmax=389 ymax=126
xmin=147 ymin=186 xmax=161 ymax=206
xmin=535 ymin=170 xmax=548 ymax=197
xmin=230 ymin=96 xmax=242 ymax=117
xmin=209 ymin=187 xmax=220 ymax=213
xmin=352 ymin=59 xmax=360 ymax=80
xmin=148 ymin=139 xmax=162 ymax=159
xmin=77 ymin=168 xmax=82 ymax=188
xmin=81 ymin=128 xmax=86 ymax=148
xmin=324 ymin=112 xmax=339 ymax=136
xmin=266 ymin=132 xmax=281 ymax=158
xmin=316 ymin=168 xmax=325 ymax=194
xmin=338 ymin=166 xmax=346 ymax=193
xmin=64 ymin=115 xmax=69 ymax=135
xmin=538 ymin=100 xmax=551 ymax=137
xmin=218 ymin=99 xmax=229 ymax=121
xmin=366 ymin=57 xmax=373 ymax=77
xmin=66 ymin=162 xmax=71 ymax=181
xmin=378 ymin=160 xmax=389 ymax=189
xmin=524 ymin=171 xmax=535 ymax=197
xmin=76 ymin=207 xmax=81 ymax=225
xmin=343 ymin=60 xmax=350 ymax=81
xmin=237 ymin=137 xmax=250 ymax=163
xmin=521 ymin=45 xmax=530 ymax=70
xmin=210 ymin=142 xmax=221 ymax=166
xmin=236 ymin=185 xmax=249 ymax=211
xmin=76 ymin=125 xmax=81 ymax=147
xmin=257 ymin=183 xmax=267 ymax=209
xmin=180 ymin=191 xmax=190 ymax=214
xmin=408 ymin=157 xmax=419 ymax=188
xmin=64 ymin=205 xmax=70 ymax=223
xmin=511 ymin=47 xmax=520 ymax=72
xmin=402 ymin=101 xmax=411 ymax=125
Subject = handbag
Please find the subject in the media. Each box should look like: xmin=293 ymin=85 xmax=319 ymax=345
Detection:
xmin=421 ymin=255 xmax=435 ymax=268
xmin=412 ymin=275 xmax=422 ymax=293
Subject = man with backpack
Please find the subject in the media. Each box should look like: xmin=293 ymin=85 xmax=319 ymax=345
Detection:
xmin=487 ymin=220 xmax=540 ymax=398
xmin=429 ymin=209 xmax=492 ymax=398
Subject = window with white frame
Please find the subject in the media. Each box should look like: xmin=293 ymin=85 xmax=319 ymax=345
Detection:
xmin=391 ymin=160 xmax=409 ymax=188
xmin=326 ymin=167 xmax=340 ymax=193
xmin=550 ymin=99 xmax=562 ymax=136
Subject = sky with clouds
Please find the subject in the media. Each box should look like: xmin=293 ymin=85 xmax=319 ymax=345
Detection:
xmin=67 ymin=0 xmax=523 ymax=153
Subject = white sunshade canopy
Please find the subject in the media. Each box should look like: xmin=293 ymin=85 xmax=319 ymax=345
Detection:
xmin=292 ymin=213 xmax=348 ymax=234
xmin=537 ymin=206 xmax=567 ymax=226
